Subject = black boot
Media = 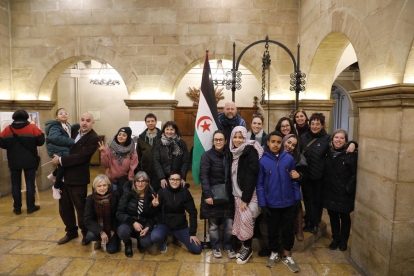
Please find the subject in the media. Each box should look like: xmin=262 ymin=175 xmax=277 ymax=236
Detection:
xmin=339 ymin=241 xmax=348 ymax=251
xmin=302 ymin=221 xmax=311 ymax=232
xmin=125 ymin=241 xmax=133 ymax=258
xmin=310 ymin=222 xmax=318 ymax=234
xmin=329 ymin=239 xmax=340 ymax=250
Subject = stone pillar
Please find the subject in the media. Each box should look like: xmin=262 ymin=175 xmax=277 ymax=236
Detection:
xmin=0 ymin=100 xmax=56 ymax=197
xmin=349 ymin=84 xmax=414 ymax=276
xmin=124 ymin=100 xmax=179 ymax=127
xmin=262 ymin=99 xmax=336 ymax=133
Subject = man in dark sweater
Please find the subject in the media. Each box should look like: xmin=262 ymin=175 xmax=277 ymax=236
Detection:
xmin=218 ymin=101 xmax=246 ymax=149
xmin=52 ymin=113 xmax=99 ymax=245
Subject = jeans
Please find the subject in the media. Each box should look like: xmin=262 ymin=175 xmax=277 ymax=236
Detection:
xmin=151 ymin=224 xmax=202 ymax=254
xmin=208 ymin=217 xmax=233 ymax=250
xmin=327 ymin=209 xmax=351 ymax=244
xmin=10 ymin=168 xmax=36 ymax=209
xmin=117 ymin=223 xmax=153 ymax=248
xmin=267 ymin=205 xmax=295 ymax=252
xmin=85 ymin=230 xmax=119 ymax=254
xmin=302 ymin=178 xmax=324 ymax=225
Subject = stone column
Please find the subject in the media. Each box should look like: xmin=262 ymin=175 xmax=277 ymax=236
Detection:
xmin=0 ymin=100 xmax=56 ymax=197
xmin=349 ymin=84 xmax=414 ymax=276
xmin=262 ymin=99 xmax=336 ymax=133
xmin=124 ymin=100 xmax=179 ymax=127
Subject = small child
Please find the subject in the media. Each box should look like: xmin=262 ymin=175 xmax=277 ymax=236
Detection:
xmin=256 ymin=131 xmax=301 ymax=273
xmin=45 ymin=108 xmax=75 ymax=199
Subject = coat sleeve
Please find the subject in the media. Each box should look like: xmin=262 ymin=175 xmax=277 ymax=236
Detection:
xmin=180 ymin=140 xmax=189 ymax=181
xmin=256 ymin=160 xmax=267 ymax=207
xmin=241 ymin=148 xmax=260 ymax=204
xmin=289 ymin=159 xmax=301 ymax=201
xmin=128 ymin=149 xmax=139 ymax=180
xmin=185 ymin=190 xmax=198 ymax=236
xmin=199 ymin=152 xmax=213 ymax=199
xmin=36 ymin=131 xmax=45 ymax=146
xmin=0 ymin=127 xmax=7 ymax=149
xmin=84 ymin=196 xmax=103 ymax=237
xmin=47 ymin=125 xmax=74 ymax=147
xmin=136 ymin=140 xmax=143 ymax=171
xmin=111 ymin=192 xmax=120 ymax=231
xmin=61 ymin=133 xmax=99 ymax=167
xmin=116 ymin=192 xmax=135 ymax=226
xmin=153 ymin=141 xmax=166 ymax=180
xmin=100 ymin=147 xmax=111 ymax=169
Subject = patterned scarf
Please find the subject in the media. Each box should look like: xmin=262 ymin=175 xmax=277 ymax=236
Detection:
xmin=247 ymin=129 xmax=263 ymax=144
xmin=161 ymin=133 xmax=182 ymax=157
xmin=230 ymin=126 xmax=264 ymax=173
xmin=109 ymin=137 xmax=135 ymax=166
xmin=92 ymin=191 xmax=113 ymax=238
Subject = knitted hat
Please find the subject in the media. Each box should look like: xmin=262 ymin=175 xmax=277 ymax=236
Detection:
xmin=116 ymin=127 xmax=132 ymax=146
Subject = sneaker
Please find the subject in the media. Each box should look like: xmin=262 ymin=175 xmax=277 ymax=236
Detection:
xmin=159 ymin=242 xmax=167 ymax=253
xmin=236 ymin=246 xmax=253 ymax=265
xmin=27 ymin=205 xmax=40 ymax=214
xmin=13 ymin=208 xmax=21 ymax=215
xmin=329 ymin=239 xmax=340 ymax=250
xmin=282 ymin=254 xmax=300 ymax=273
xmin=225 ymin=249 xmax=237 ymax=259
xmin=213 ymin=249 xmax=222 ymax=258
xmin=266 ymin=251 xmax=281 ymax=268
xmin=52 ymin=186 xmax=61 ymax=200
xmin=47 ymin=173 xmax=56 ymax=182
xmin=236 ymin=244 xmax=248 ymax=258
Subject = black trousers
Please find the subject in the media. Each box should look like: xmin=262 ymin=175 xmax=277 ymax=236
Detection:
xmin=327 ymin=209 xmax=351 ymax=244
xmin=302 ymin=178 xmax=324 ymax=225
xmin=267 ymin=205 xmax=295 ymax=252
xmin=59 ymin=183 xmax=88 ymax=237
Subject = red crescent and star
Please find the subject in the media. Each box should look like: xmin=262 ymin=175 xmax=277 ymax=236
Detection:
xmin=197 ymin=116 xmax=212 ymax=132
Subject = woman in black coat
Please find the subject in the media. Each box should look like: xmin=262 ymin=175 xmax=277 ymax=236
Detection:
xmin=153 ymin=121 xmax=189 ymax=192
xmin=300 ymin=113 xmax=356 ymax=234
xmin=84 ymin=174 xmax=120 ymax=254
xmin=324 ymin=129 xmax=357 ymax=252
xmin=116 ymin=171 xmax=158 ymax=258
xmin=200 ymin=130 xmax=235 ymax=259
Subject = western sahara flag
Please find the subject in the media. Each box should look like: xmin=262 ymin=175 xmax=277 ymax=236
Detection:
xmin=192 ymin=52 xmax=220 ymax=185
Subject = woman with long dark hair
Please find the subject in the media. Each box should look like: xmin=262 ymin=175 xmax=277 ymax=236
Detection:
xmin=275 ymin=117 xmax=297 ymax=137
xmin=293 ymin=109 xmax=309 ymax=137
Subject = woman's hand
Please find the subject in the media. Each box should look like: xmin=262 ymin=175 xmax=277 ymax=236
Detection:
xmin=152 ymin=194 xmax=159 ymax=207
xmin=181 ymin=179 xmax=186 ymax=187
xmin=290 ymin=170 xmax=300 ymax=179
xmin=100 ymin=232 xmax=109 ymax=244
xmin=190 ymin=236 xmax=201 ymax=246
xmin=140 ymin=227 xmax=149 ymax=237
xmin=98 ymin=141 xmax=106 ymax=152
xmin=133 ymin=222 xmax=143 ymax=232
xmin=346 ymin=143 xmax=355 ymax=154
xmin=161 ymin=179 xmax=167 ymax=188
xmin=205 ymin=198 xmax=213 ymax=205
xmin=241 ymin=201 xmax=248 ymax=212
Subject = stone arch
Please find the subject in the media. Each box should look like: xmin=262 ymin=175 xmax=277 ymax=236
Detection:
xmin=37 ymin=41 xmax=139 ymax=100
xmin=403 ymin=38 xmax=414 ymax=83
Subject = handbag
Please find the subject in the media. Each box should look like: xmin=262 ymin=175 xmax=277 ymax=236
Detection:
xmin=9 ymin=126 xmax=40 ymax=170
xmin=210 ymin=154 xmax=229 ymax=206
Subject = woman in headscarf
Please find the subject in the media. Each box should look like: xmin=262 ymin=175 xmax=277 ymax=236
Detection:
xmin=229 ymin=126 xmax=264 ymax=265
xmin=153 ymin=121 xmax=189 ymax=192
xmin=99 ymin=127 xmax=138 ymax=196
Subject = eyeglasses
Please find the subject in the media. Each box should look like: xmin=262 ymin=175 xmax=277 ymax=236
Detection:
xmin=135 ymin=180 xmax=148 ymax=184
xmin=58 ymin=112 xmax=69 ymax=116
xmin=281 ymin=125 xmax=290 ymax=129
xmin=169 ymin=178 xmax=181 ymax=183
xmin=214 ymin=138 xmax=225 ymax=143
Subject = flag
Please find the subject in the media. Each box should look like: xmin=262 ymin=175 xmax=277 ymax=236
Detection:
xmin=192 ymin=52 xmax=220 ymax=185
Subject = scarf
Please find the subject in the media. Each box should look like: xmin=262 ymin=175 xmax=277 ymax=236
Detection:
xmin=109 ymin=137 xmax=135 ymax=166
xmin=247 ymin=129 xmax=263 ymax=144
xmin=221 ymin=113 xmax=241 ymax=127
xmin=295 ymin=121 xmax=309 ymax=137
xmin=93 ymin=191 xmax=113 ymax=238
xmin=230 ymin=126 xmax=264 ymax=173
xmin=146 ymin=130 xmax=158 ymax=147
xmin=161 ymin=133 xmax=182 ymax=157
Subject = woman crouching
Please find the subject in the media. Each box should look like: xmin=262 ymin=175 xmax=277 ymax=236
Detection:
xmin=84 ymin=174 xmax=120 ymax=253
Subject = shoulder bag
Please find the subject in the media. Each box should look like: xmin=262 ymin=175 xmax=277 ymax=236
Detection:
xmin=210 ymin=154 xmax=229 ymax=205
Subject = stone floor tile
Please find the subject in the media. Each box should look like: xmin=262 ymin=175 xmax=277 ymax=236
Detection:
xmin=88 ymin=245 xmax=120 ymax=259
xmin=179 ymin=262 xmax=226 ymax=276
xmin=43 ymin=218 xmax=66 ymax=228
xmin=0 ymin=238 xmax=21 ymax=254
xmin=11 ymin=216 xmax=53 ymax=227
xmin=0 ymin=204 xmax=13 ymax=215
xmin=86 ymin=259 xmax=120 ymax=275
xmin=61 ymin=258 xmax=95 ymax=276
xmin=8 ymin=226 xmax=58 ymax=240
xmin=294 ymin=263 xmax=318 ymax=275
xmin=47 ymin=241 xmax=95 ymax=258
xmin=143 ymin=245 xmax=176 ymax=261
xmin=291 ymin=250 xmax=319 ymax=264
xmin=9 ymin=240 xmax=57 ymax=255
xmin=250 ymin=252 xmax=267 ymax=263
xmin=113 ymin=260 xmax=156 ymax=275
xmin=29 ymin=206 xmax=60 ymax=217
xmin=9 ymin=255 xmax=51 ymax=275
xmin=174 ymin=246 xmax=205 ymax=262
xmin=46 ymin=227 xmax=67 ymax=241
xmin=155 ymin=261 xmax=181 ymax=276
xmin=0 ymin=215 xmax=26 ymax=226
xmin=114 ymin=247 xmax=144 ymax=260
xmin=205 ymin=249 xmax=232 ymax=264
xmin=312 ymin=235 xmax=333 ymax=248
xmin=0 ymin=225 xmax=20 ymax=238
xmin=312 ymin=263 xmax=362 ymax=275
xmin=35 ymin=257 xmax=72 ymax=276
xmin=0 ymin=254 xmax=32 ymax=274
xmin=226 ymin=262 xmax=272 ymax=276
xmin=313 ymin=247 xmax=352 ymax=264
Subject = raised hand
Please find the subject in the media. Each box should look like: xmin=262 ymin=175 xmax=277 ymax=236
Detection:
xmin=98 ymin=141 xmax=106 ymax=152
xmin=152 ymin=194 xmax=159 ymax=207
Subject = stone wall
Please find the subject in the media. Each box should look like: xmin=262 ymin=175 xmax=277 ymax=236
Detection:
xmin=0 ymin=0 xmax=10 ymax=99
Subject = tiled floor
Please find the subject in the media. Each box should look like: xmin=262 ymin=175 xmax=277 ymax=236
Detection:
xmin=0 ymin=167 xmax=363 ymax=275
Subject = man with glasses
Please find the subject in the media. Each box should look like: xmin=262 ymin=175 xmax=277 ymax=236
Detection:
xmin=218 ymin=101 xmax=246 ymax=146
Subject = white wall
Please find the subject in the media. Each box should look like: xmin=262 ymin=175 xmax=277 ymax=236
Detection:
xmin=334 ymin=44 xmax=358 ymax=80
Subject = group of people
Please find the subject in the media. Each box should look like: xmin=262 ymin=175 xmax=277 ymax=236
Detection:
xmin=0 ymin=101 xmax=358 ymax=273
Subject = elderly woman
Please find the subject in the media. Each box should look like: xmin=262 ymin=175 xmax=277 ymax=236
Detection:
xmin=275 ymin=117 xmax=297 ymax=137
xmin=247 ymin=113 xmax=269 ymax=146
xmin=84 ymin=174 xmax=120 ymax=253
xmin=153 ymin=121 xmax=189 ymax=192
xmin=116 ymin=171 xmax=157 ymax=258
xmin=230 ymin=126 xmax=264 ymax=265
xmin=300 ymin=113 xmax=356 ymax=234
xmin=99 ymin=127 xmax=138 ymax=197
xmin=293 ymin=109 xmax=309 ymax=138
xmin=0 ymin=109 xmax=45 ymax=215
xmin=324 ymin=129 xmax=357 ymax=252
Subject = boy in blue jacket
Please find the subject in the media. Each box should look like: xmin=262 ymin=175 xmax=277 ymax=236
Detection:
xmin=257 ymin=131 xmax=300 ymax=273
